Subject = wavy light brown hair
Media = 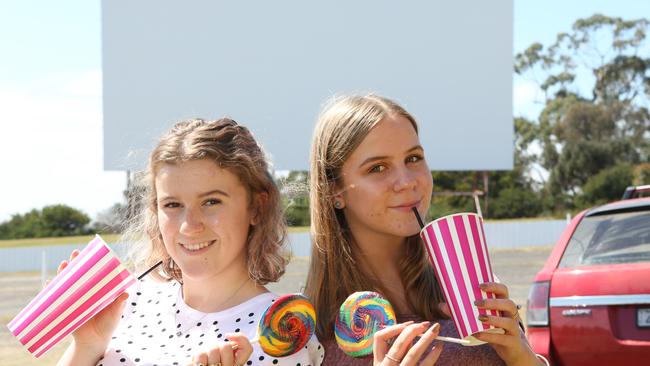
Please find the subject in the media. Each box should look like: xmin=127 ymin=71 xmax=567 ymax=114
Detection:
xmin=305 ymin=94 xmax=447 ymax=339
xmin=126 ymin=118 xmax=288 ymax=285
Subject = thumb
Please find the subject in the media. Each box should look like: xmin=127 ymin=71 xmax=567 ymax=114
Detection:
xmin=114 ymin=292 xmax=130 ymax=310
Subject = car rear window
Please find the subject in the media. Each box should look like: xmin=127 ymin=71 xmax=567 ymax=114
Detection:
xmin=559 ymin=209 xmax=650 ymax=267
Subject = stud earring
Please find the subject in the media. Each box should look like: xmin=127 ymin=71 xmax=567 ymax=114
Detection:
xmin=334 ymin=200 xmax=343 ymax=209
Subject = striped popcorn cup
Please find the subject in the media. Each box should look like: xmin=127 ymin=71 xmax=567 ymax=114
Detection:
xmin=7 ymin=235 xmax=136 ymax=358
xmin=420 ymin=213 xmax=503 ymax=345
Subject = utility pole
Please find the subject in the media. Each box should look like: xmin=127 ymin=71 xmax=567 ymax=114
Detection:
xmin=483 ymin=171 xmax=489 ymax=218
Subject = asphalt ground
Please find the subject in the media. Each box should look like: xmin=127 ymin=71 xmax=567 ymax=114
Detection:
xmin=0 ymin=246 xmax=552 ymax=366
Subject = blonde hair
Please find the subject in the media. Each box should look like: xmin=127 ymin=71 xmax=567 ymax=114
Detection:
xmin=125 ymin=118 xmax=288 ymax=285
xmin=305 ymin=94 xmax=447 ymax=339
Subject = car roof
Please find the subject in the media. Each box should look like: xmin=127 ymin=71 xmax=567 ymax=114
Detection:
xmin=622 ymin=184 xmax=650 ymax=199
xmin=585 ymin=197 xmax=650 ymax=217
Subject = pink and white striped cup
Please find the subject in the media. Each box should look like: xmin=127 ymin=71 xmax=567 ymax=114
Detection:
xmin=420 ymin=212 xmax=503 ymax=345
xmin=7 ymin=235 xmax=136 ymax=358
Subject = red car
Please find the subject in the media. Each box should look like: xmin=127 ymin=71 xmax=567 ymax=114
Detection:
xmin=527 ymin=188 xmax=650 ymax=365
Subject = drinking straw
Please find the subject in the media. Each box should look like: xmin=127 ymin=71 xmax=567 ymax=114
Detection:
xmin=412 ymin=207 xmax=425 ymax=229
xmin=137 ymin=261 xmax=163 ymax=280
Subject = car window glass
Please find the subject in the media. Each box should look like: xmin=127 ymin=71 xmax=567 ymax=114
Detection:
xmin=559 ymin=210 xmax=650 ymax=267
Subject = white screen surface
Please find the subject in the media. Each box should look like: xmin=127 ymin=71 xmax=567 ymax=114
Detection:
xmin=102 ymin=0 xmax=513 ymax=171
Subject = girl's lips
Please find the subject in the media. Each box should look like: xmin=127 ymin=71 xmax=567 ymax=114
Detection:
xmin=178 ymin=240 xmax=216 ymax=255
xmin=390 ymin=199 xmax=422 ymax=212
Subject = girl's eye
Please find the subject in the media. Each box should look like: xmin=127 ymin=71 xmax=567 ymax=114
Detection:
xmin=406 ymin=155 xmax=424 ymax=164
xmin=204 ymin=198 xmax=222 ymax=206
xmin=163 ymin=202 xmax=181 ymax=209
xmin=369 ymin=164 xmax=386 ymax=174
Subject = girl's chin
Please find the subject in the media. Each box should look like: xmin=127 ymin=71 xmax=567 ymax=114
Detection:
xmin=382 ymin=222 xmax=422 ymax=238
xmin=177 ymin=268 xmax=215 ymax=282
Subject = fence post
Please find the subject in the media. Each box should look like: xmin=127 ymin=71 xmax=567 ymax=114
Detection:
xmin=41 ymin=251 xmax=47 ymax=287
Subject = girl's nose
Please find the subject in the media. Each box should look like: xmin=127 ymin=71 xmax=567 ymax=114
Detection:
xmin=179 ymin=207 xmax=204 ymax=235
xmin=393 ymin=167 xmax=417 ymax=192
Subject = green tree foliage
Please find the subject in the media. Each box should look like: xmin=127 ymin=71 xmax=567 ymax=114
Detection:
xmin=430 ymin=171 xmax=479 ymax=219
xmin=41 ymin=205 xmax=91 ymax=237
xmin=577 ymin=164 xmax=634 ymax=208
xmin=633 ymin=163 xmax=650 ymax=185
xmin=490 ymin=188 xmax=543 ymax=219
xmin=0 ymin=209 xmax=44 ymax=239
xmin=0 ymin=205 xmax=91 ymax=239
xmin=428 ymin=172 xmax=481 ymax=219
xmin=487 ymin=117 xmax=544 ymax=218
xmin=428 ymin=116 xmax=544 ymax=219
xmin=277 ymin=171 xmax=310 ymax=226
xmin=516 ymin=14 xmax=650 ymax=212
xmin=91 ymin=202 xmax=127 ymax=234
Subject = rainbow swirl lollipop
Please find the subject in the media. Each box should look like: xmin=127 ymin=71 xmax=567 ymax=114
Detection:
xmin=257 ymin=294 xmax=316 ymax=357
xmin=335 ymin=291 xmax=397 ymax=357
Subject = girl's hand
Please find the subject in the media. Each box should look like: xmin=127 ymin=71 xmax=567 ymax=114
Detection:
xmin=188 ymin=333 xmax=253 ymax=366
xmin=372 ymin=321 xmax=443 ymax=366
xmin=53 ymin=250 xmax=128 ymax=354
xmin=473 ymin=282 xmax=543 ymax=366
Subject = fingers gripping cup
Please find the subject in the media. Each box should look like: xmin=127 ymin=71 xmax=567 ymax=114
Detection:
xmin=419 ymin=212 xmax=503 ymax=345
xmin=7 ymin=235 xmax=137 ymax=358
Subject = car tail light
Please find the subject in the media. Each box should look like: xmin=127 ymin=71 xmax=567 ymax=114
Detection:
xmin=527 ymin=281 xmax=550 ymax=327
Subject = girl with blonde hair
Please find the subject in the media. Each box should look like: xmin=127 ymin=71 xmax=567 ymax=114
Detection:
xmin=57 ymin=118 xmax=323 ymax=366
xmin=305 ymin=95 xmax=542 ymax=366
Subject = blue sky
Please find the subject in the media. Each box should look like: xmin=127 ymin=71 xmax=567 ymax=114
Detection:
xmin=0 ymin=1 xmax=648 ymax=222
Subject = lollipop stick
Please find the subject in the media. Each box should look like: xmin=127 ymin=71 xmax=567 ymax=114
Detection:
xmin=435 ymin=336 xmax=471 ymax=345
